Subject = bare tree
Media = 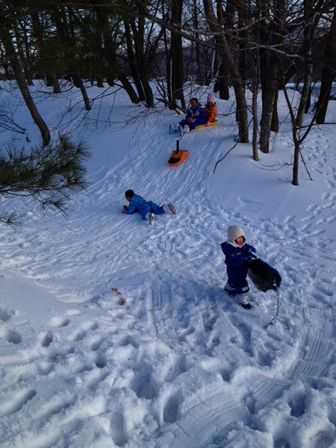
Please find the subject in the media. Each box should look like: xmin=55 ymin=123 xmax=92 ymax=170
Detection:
xmin=203 ymin=0 xmax=249 ymax=142
xmin=169 ymin=0 xmax=185 ymax=109
xmin=31 ymin=9 xmax=61 ymax=93
xmin=0 ymin=3 xmax=51 ymax=145
xmin=295 ymin=0 xmax=326 ymax=127
xmin=316 ymin=7 xmax=336 ymax=124
xmin=259 ymin=0 xmax=285 ymax=153
xmin=283 ymin=84 xmax=315 ymax=186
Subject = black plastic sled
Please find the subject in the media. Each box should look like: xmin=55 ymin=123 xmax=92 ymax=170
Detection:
xmin=247 ymin=258 xmax=281 ymax=292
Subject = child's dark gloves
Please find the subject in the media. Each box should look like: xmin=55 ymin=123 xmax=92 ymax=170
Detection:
xmin=122 ymin=205 xmax=128 ymax=213
xmin=243 ymin=248 xmax=256 ymax=261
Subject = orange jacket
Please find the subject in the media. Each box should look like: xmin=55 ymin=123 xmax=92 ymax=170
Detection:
xmin=205 ymin=103 xmax=217 ymax=124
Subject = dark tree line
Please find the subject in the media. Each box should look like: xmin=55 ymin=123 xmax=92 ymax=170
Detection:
xmin=0 ymin=0 xmax=335 ymax=195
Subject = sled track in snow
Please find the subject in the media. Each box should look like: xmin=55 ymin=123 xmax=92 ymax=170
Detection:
xmin=1 ymin=100 xmax=336 ymax=447
xmin=157 ymin=387 xmax=249 ymax=448
xmin=148 ymin=181 xmax=336 ymax=446
xmin=287 ymin=307 xmax=336 ymax=380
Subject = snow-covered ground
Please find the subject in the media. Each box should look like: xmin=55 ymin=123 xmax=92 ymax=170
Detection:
xmin=0 ymin=81 xmax=336 ymax=448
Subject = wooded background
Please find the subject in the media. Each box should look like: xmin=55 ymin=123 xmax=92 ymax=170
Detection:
xmin=0 ymin=0 xmax=335 ymax=192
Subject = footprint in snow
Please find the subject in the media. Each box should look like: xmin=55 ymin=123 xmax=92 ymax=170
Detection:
xmin=94 ymin=353 xmax=107 ymax=369
xmin=110 ymin=411 xmax=129 ymax=447
xmin=6 ymin=329 xmax=22 ymax=344
xmin=288 ymin=390 xmax=306 ymax=417
xmin=274 ymin=437 xmax=291 ymax=448
xmin=0 ymin=388 xmax=36 ymax=417
xmin=163 ymin=391 xmax=180 ymax=423
xmin=0 ymin=307 xmax=12 ymax=321
xmin=41 ymin=331 xmax=53 ymax=347
xmin=131 ymin=367 xmax=157 ymax=400
xmin=68 ymin=321 xmax=98 ymax=342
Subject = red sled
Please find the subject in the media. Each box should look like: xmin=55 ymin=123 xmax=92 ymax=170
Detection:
xmin=168 ymin=140 xmax=189 ymax=168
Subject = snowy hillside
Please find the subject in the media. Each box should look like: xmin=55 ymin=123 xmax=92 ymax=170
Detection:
xmin=0 ymin=81 xmax=335 ymax=448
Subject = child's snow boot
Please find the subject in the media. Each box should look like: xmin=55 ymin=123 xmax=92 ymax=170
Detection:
xmin=170 ymin=124 xmax=180 ymax=134
xmin=224 ymin=282 xmax=236 ymax=297
xmin=182 ymin=125 xmax=190 ymax=136
xmin=240 ymin=303 xmax=252 ymax=310
xmin=236 ymin=292 xmax=252 ymax=310
xmin=163 ymin=203 xmax=177 ymax=214
xmin=146 ymin=212 xmax=155 ymax=225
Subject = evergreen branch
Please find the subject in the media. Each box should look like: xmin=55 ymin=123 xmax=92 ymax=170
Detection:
xmin=0 ymin=134 xmax=89 ymax=224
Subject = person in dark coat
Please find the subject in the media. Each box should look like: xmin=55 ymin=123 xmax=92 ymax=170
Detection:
xmin=179 ymin=98 xmax=206 ymax=131
xmin=221 ymin=225 xmax=256 ymax=309
xmin=122 ymin=190 xmax=176 ymax=222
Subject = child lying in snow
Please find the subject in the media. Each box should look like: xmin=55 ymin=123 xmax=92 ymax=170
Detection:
xmin=122 ymin=190 xmax=176 ymax=223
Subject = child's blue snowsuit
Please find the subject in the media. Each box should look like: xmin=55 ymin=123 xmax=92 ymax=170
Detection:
xmin=179 ymin=104 xmax=206 ymax=130
xmin=221 ymin=241 xmax=256 ymax=295
xmin=125 ymin=194 xmax=164 ymax=220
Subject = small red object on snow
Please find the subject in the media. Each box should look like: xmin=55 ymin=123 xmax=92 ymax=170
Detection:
xmin=168 ymin=140 xmax=189 ymax=168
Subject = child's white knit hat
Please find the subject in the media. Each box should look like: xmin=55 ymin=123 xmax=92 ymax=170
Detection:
xmin=227 ymin=225 xmax=245 ymax=241
xmin=207 ymin=93 xmax=215 ymax=103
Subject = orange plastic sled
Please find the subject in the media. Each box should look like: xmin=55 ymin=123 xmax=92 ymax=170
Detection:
xmin=194 ymin=120 xmax=218 ymax=131
xmin=168 ymin=140 xmax=189 ymax=168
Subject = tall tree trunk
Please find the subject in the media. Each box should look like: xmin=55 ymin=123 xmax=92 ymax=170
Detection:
xmin=192 ymin=0 xmax=202 ymax=83
xmin=92 ymin=7 xmax=139 ymax=103
xmin=296 ymin=0 xmax=316 ymax=127
xmin=170 ymin=0 xmax=185 ymax=108
xmin=282 ymin=85 xmax=301 ymax=185
xmin=204 ymin=0 xmax=249 ymax=142
xmin=252 ymin=60 xmax=260 ymax=161
xmin=259 ymin=56 xmax=281 ymax=152
xmin=251 ymin=0 xmax=261 ymax=160
xmin=237 ymin=0 xmax=247 ymax=84
xmin=71 ymin=73 xmax=91 ymax=110
xmin=124 ymin=21 xmax=146 ymax=101
xmin=118 ymin=73 xmax=140 ymax=103
xmin=129 ymin=6 xmax=154 ymax=107
xmin=46 ymin=73 xmax=61 ymax=93
xmin=124 ymin=14 xmax=154 ymax=107
xmin=31 ymin=11 xmax=61 ymax=93
xmin=215 ymin=58 xmax=230 ymax=100
xmin=259 ymin=0 xmax=284 ymax=153
xmin=162 ymin=0 xmax=174 ymax=109
xmin=13 ymin=25 xmax=33 ymax=86
xmin=50 ymin=5 xmax=91 ymax=108
xmin=214 ymin=0 xmax=230 ymax=100
xmin=0 ymin=20 xmax=50 ymax=145
xmin=316 ymin=8 xmax=336 ymax=124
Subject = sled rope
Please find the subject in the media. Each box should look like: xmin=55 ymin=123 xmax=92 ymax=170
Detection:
xmin=264 ymin=288 xmax=280 ymax=329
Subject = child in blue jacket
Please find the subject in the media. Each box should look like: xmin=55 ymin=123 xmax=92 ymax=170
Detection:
xmin=179 ymin=98 xmax=205 ymax=131
xmin=221 ymin=225 xmax=256 ymax=309
xmin=122 ymin=190 xmax=176 ymax=223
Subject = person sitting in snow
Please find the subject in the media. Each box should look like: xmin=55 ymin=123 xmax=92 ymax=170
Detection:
xmin=122 ymin=190 xmax=176 ymax=224
xmin=221 ymin=225 xmax=256 ymax=310
xmin=178 ymin=97 xmax=205 ymax=132
xmin=204 ymin=93 xmax=218 ymax=125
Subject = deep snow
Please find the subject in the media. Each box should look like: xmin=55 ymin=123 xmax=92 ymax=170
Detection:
xmin=0 ymin=81 xmax=335 ymax=448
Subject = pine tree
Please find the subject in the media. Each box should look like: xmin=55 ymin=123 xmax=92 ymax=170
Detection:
xmin=0 ymin=135 xmax=89 ymax=224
